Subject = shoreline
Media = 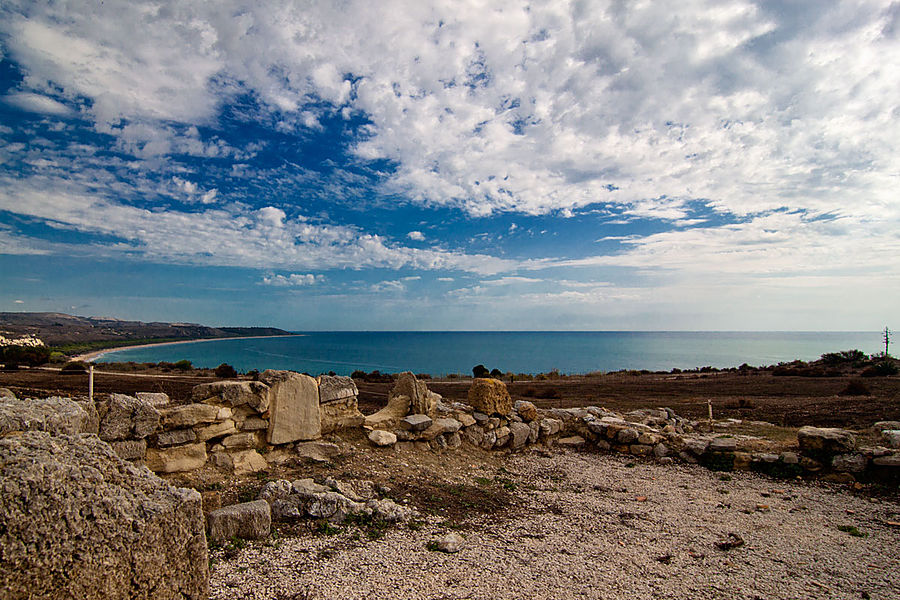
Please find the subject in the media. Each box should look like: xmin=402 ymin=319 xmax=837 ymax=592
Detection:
xmin=73 ymin=334 xmax=301 ymax=363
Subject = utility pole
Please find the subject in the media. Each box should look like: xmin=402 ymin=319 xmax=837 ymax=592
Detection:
xmin=885 ymin=327 xmax=892 ymax=357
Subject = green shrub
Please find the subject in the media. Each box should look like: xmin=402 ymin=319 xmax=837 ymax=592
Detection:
xmin=214 ymin=363 xmax=238 ymax=378
xmin=60 ymin=361 xmax=88 ymax=373
xmin=861 ymin=361 xmax=898 ymax=377
xmin=174 ymin=359 xmax=193 ymax=371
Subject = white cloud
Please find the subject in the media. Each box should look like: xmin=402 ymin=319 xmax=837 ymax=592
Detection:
xmin=437 ymin=277 xmax=454 ymax=282
xmin=4 ymin=92 xmax=73 ymax=116
xmin=14 ymin=300 xmax=24 ymax=304
xmin=407 ymin=230 xmax=425 ymax=241
xmin=261 ymin=273 xmax=324 ymax=287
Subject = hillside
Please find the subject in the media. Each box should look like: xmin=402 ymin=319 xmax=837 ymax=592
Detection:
xmin=0 ymin=312 xmax=290 ymax=348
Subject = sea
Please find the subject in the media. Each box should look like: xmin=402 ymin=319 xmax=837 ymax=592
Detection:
xmin=93 ymin=331 xmax=884 ymax=377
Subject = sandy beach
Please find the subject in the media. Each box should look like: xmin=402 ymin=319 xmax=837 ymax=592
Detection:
xmin=73 ymin=334 xmax=301 ymax=363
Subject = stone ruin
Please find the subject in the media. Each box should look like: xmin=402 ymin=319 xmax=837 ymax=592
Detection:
xmin=1 ymin=372 xmax=899 ymax=597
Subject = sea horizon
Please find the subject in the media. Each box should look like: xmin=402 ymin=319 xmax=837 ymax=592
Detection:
xmin=93 ymin=330 xmax=885 ymax=377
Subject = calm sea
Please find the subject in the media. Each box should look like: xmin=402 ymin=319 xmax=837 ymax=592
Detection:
xmin=93 ymin=331 xmax=883 ymax=376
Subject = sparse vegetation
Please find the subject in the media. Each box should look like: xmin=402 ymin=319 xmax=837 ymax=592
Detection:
xmin=214 ymin=363 xmax=238 ymax=378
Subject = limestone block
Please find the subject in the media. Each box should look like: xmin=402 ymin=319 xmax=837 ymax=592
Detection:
xmin=207 ymin=500 xmax=271 ymax=544
xmin=262 ymin=370 xmax=321 ymax=444
xmin=161 ymin=404 xmax=220 ymax=428
xmin=155 ymin=428 xmax=197 ymax=447
xmin=319 ymin=396 xmax=365 ymax=434
xmin=557 ymin=435 xmax=586 ymax=447
xmin=232 ymin=449 xmax=268 ymax=476
xmin=455 ymin=412 xmax=476 ymax=427
xmin=798 ymin=426 xmax=856 ymax=453
xmin=368 ymin=430 xmax=397 ymax=447
xmin=109 ymin=439 xmax=147 ymax=461
xmin=709 ymin=437 xmax=737 ymax=452
xmin=241 ymin=417 xmax=269 ymax=431
xmin=146 ymin=442 xmax=208 ymax=474
xmin=221 ymin=432 xmax=258 ymax=450
xmin=195 ymin=419 xmax=237 ymax=442
xmin=317 ymin=375 xmax=358 ymax=402
xmin=509 ymin=422 xmax=531 ymax=450
xmin=832 ymin=453 xmax=868 ymax=472
xmin=99 ymin=394 xmax=160 ymax=441
xmin=391 ymin=372 xmax=433 ymax=416
xmin=0 ymin=431 xmax=207 ymax=599
xmin=401 ymin=414 xmax=433 ymax=432
xmin=365 ymin=394 xmax=411 ymax=427
xmin=616 ymin=428 xmax=639 ymax=444
xmin=192 ymin=380 xmax=270 ymax=413
xmin=467 ymin=378 xmax=513 ymax=416
xmin=134 ymin=392 xmax=169 ymax=408
xmin=0 ymin=396 xmax=91 ymax=436
xmin=514 ymin=400 xmax=538 ymax=422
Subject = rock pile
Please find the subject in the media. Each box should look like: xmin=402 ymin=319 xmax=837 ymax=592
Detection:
xmin=258 ymin=477 xmax=415 ymax=524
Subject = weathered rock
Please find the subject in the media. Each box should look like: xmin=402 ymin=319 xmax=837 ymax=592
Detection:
xmin=467 ymin=378 xmax=513 ymax=416
xmin=221 ymin=432 xmax=257 ymax=450
xmin=480 ymin=430 xmax=498 ymax=450
xmin=196 ymin=419 xmax=238 ymax=442
xmin=617 ymin=428 xmax=639 ymax=444
xmin=832 ymin=453 xmax=868 ymax=472
xmin=368 ymin=430 xmax=397 ymax=446
xmin=0 ymin=431 xmax=207 ymax=599
xmin=433 ymin=532 xmax=464 ymax=553
xmin=509 ymin=422 xmax=531 ymax=450
xmin=446 ymin=431 xmax=462 ymax=449
xmin=99 ymin=394 xmax=160 ymax=441
xmin=317 ymin=375 xmax=358 ymax=402
xmin=0 ymin=387 xmax=15 ymax=399
xmin=262 ymin=370 xmax=321 ymax=444
xmin=494 ymin=425 xmax=511 ymax=448
xmin=456 ymin=412 xmax=476 ymax=427
xmin=874 ymin=421 xmax=900 ymax=431
xmin=781 ymin=451 xmax=799 ymax=465
xmin=162 ymin=403 xmax=220 ymax=428
xmin=0 ymin=396 xmax=92 ymax=436
xmin=709 ymin=437 xmax=737 ymax=453
xmin=193 ymin=380 xmax=270 ymax=413
xmin=401 ymin=414 xmax=433 ymax=432
xmin=109 ymin=439 xmax=147 ymax=461
xmin=319 ymin=396 xmax=365 ymax=434
xmin=241 ymin=417 xmax=268 ymax=431
xmin=515 ymin=400 xmax=538 ymax=422
xmin=733 ymin=451 xmax=752 ymax=470
xmin=434 ymin=417 xmax=462 ymax=433
xmin=391 ymin=372 xmax=434 ymax=416
xmin=146 ymin=442 xmax=208 ymax=474
xmin=74 ymin=399 xmax=100 ymax=435
xmin=539 ymin=418 xmax=563 ymax=437
xmin=134 ymin=392 xmax=170 ymax=408
xmin=325 ymin=478 xmax=376 ymax=502
xmin=463 ymin=424 xmax=485 ymax=446
xmin=365 ymin=395 xmax=411 ymax=427
xmin=684 ymin=439 xmax=709 ymax=456
xmin=232 ymin=449 xmax=268 ymax=475
xmin=156 ymin=428 xmax=197 ymax=447
xmin=881 ymin=430 xmax=900 ymax=449
xmin=557 ymin=435 xmax=586 ymax=447
xmin=367 ymin=498 xmax=415 ymax=522
xmin=872 ymin=455 xmax=900 ymax=467
xmin=653 ymin=443 xmax=670 ymax=458
xmin=207 ymin=500 xmax=271 ymax=544
xmin=306 ymin=492 xmax=365 ymax=523
xmin=296 ymin=441 xmax=341 ymax=463
xmin=528 ymin=420 xmax=540 ymax=443
xmin=798 ymin=426 xmax=856 ymax=453
xmin=630 ymin=444 xmax=652 ymax=456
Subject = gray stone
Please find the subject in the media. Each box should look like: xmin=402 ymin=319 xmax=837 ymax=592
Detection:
xmin=630 ymin=444 xmax=652 ymax=456
xmin=401 ymin=414 xmax=433 ymax=432
xmin=145 ymin=442 xmax=208 ymax=474
xmin=221 ymin=432 xmax=257 ymax=450
xmin=480 ymin=430 xmax=497 ymax=450
xmin=109 ymin=439 xmax=147 ymax=461
xmin=207 ymin=500 xmax=271 ymax=544
xmin=0 ymin=396 xmax=92 ymax=436
xmin=798 ymin=426 xmax=856 ymax=453
xmin=134 ymin=392 xmax=169 ymax=408
xmin=231 ymin=449 xmax=268 ymax=476
xmin=368 ymin=430 xmax=397 ymax=446
xmin=433 ymin=532 xmax=464 ymax=553
xmin=195 ymin=419 xmax=238 ymax=442
xmin=473 ymin=412 xmax=489 ymax=425
xmin=539 ymin=418 xmax=563 ymax=437
xmin=462 ymin=424 xmax=485 ymax=446
xmin=390 ymin=372 xmax=434 ymax=416
xmin=874 ymin=421 xmax=900 ymax=431
xmin=832 ymin=453 xmax=868 ymax=473
xmin=684 ymin=439 xmax=709 ymax=456
xmin=456 ymin=412 xmax=476 ymax=427
xmin=653 ymin=443 xmax=669 ymax=458
xmin=319 ymin=395 xmax=365 ymax=434
xmin=366 ymin=498 xmax=414 ymax=522
xmin=708 ymin=437 xmax=737 ymax=452
xmin=434 ymin=417 xmax=462 ymax=433
xmin=494 ymin=425 xmax=511 ymax=448
xmin=317 ymin=375 xmax=358 ymax=402
xmin=192 ymin=380 xmax=270 ymax=413
xmin=509 ymin=422 xmax=531 ymax=450
xmin=557 ymin=435 xmax=586 ymax=447
xmin=241 ymin=417 xmax=269 ymax=431
xmin=325 ymin=478 xmax=376 ymax=502
xmin=872 ymin=455 xmax=900 ymax=467
xmin=617 ymin=428 xmax=639 ymax=444
xmin=262 ymin=370 xmax=321 ymax=444
xmin=781 ymin=451 xmax=799 ymax=464
xmin=515 ymin=400 xmax=538 ymax=421
xmin=528 ymin=420 xmax=540 ymax=444
xmin=881 ymin=430 xmax=900 ymax=449
xmin=446 ymin=431 xmax=462 ymax=449
xmin=0 ymin=431 xmax=207 ymax=599
xmin=306 ymin=492 xmax=365 ymax=523
xmin=156 ymin=428 xmax=197 ymax=447
xmin=296 ymin=441 xmax=341 ymax=463
xmin=161 ymin=403 xmax=220 ymax=428
xmin=74 ymin=399 xmax=100 ymax=435
xmin=99 ymin=394 xmax=160 ymax=441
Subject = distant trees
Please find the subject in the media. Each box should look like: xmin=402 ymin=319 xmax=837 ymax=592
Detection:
xmin=472 ymin=364 xmax=489 ymax=378
xmin=0 ymin=345 xmax=51 ymax=367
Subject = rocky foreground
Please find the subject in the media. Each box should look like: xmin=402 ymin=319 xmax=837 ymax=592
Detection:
xmin=209 ymin=449 xmax=900 ymax=600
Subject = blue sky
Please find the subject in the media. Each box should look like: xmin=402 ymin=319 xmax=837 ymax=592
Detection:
xmin=1 ymin=1 xmax=898 ymax=330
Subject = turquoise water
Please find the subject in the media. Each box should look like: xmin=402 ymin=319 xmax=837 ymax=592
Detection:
xmin=94 ymin=331 xmax=883 ymax=376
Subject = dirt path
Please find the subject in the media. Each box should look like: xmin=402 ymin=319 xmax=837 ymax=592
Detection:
xmin=209 ymin=448 xmax=900 ymax=600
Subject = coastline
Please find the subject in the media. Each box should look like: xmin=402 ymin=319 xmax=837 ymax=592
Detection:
xmin=73 ymin=334 xmax=301 ymax=363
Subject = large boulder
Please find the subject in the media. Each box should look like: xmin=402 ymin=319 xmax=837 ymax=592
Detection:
xmin=262 ymin=370 xmax=321 ymax=444
xmin=99 ymin=394 xmax=160 ymax=441
xmin=467 ymin=378 xmax=513 ymax=416
xmin=391 ymin=372 xmax=435 ymax=416
xmin=0 ymin=431 xmax=207 ymax=599
xmin=364 ymin=395 xmax=411 ymax=427
xmin=0 ymin=396 xmax=93 ymax=436
xmin=192 ymin=380 xmax=270 ymax=413
xmin=798 ymin=426 xmax=857 ymax=454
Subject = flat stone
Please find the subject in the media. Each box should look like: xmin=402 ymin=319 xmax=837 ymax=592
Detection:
xmin=262 ymin=370 xmax=321 ymax=444
xmin=221 ymin=432 xmax=257 ymax=450
xmin=207 ymin=500 xmax=271 ymax=544
xmin=156 ymin=428 xmax=197 ymax=447
xmin=874 ymin=421 xmax=900 ymax=431
xmin=161 ymin=404 xmax=220 ymax=428
xmin=685 ymin=439 xmax=710 ymax=456
xmin=781 ymin=451 xmax=799 ymax=464
xmin=557 ymin=435 xmax=586 ymax=447
xmin=241 ymin=417 xmax=268 ymax=431
xmin=231 ymin=449 xmax=268 ymax=475
xmin=401 ymin=414 xmax=433 ymax=432
xmin=455 ymin=413 xmax=476 ymax=427
xmin=881 ymin=430 xmax=900 ymax=449
xmin=292 ymin=478 xmax=330 ymax=495
xmin=368 ymin=430 xmax=397 ymax=447
xmin=539 ymin=418 xmax=563 ymax=437
xmin=317 ymin=375 xmax=358 ymax=402
xmin=195 ymin=419 xmax=237 ymax=442
xmin=872 ymin=455 xmax=900 ymax=467
xmin=134 ymin=392 xmax=169 ymax=408
xmin=798 ymin=426 xmax=856 ymax=453
xmin=146 ymin=442 xmax=207 ymax=474
xmin=832 ymin=453 xmax=868 ymax=473
xmin=617 ymin=428 xmax=639 ymax=444
xmin=296 ymin=441 xmax=341 ymax=463
xmin=192 ymin=380 xmax=270 ymax=413
xmin=708 ymin=437 xmax=737 ymax=452
xmin=473 ymin=412 xmax=489 ymax=424
xmin=434 ymin=417 xmax=462 ymax=433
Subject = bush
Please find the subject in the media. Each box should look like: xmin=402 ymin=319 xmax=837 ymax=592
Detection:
xmin=839 ymin=379 xmax=871 ymax=396
xmin=214 ymin=363 xmax=238 ymax=378
xmin=472 ymin=364 xmax=489 ymax=378
xmin=821 ymin=349 xmax=867 ymax=365
xmin=350 ymin=370 xmax=366 ymax=379
xmin=0 ymin=345 xmax=51 ymax=367
xmin=489 ymin=368 xmax=503 ymax=379
xmin=60 ymin=361 xmax=88 ymax=374
xmin=246 ymin=369 xmax=260 ymax=380
xmin=174 ymin=359 xmax=193 ymax=371
xmin=861 ymin=361 xmax=899 ymax=377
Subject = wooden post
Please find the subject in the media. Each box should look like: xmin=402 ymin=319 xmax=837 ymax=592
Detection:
xmin=89 ymin=364 xmax=94 ymax=403
xmin=707 ymin=399 xmax=713 ymax=428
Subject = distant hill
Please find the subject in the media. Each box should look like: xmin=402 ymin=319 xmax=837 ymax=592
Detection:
xmin=0 ymin=312 xmax=291 ymax=348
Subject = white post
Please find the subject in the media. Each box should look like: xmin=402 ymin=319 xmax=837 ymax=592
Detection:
xmin=89 ymin=365 xmax=94 ymax=403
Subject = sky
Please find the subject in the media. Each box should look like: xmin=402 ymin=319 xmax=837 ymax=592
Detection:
xmin=1 ymin=0 xmax=898 ymax=331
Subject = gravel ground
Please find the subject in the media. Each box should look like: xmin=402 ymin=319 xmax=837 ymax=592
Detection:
xmin=210 ymin=449 xmax=900 ymax=600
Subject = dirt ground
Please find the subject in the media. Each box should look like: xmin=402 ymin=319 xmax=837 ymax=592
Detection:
xmin=3 ymin=368 xmax=899 ymax=430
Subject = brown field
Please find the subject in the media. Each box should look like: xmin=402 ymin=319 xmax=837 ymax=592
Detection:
xmin=4 ymin=367 xmax=897 ymax=430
